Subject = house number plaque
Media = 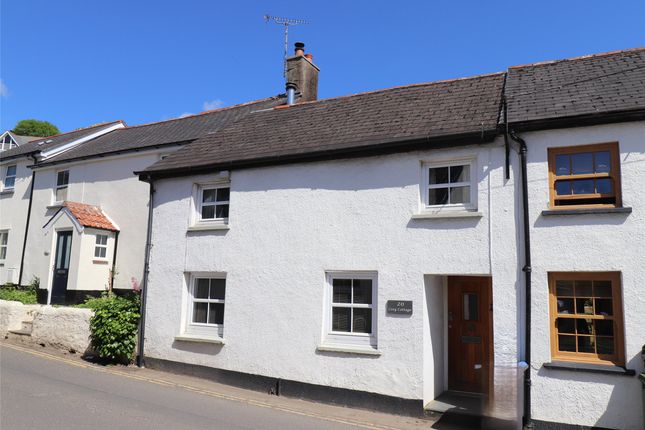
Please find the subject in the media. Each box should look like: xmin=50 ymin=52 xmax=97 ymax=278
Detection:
xmin=386 ymin=300 xmax=413 ymax=315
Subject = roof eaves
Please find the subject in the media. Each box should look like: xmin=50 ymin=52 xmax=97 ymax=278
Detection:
xmin=509 ymin=107 xmax=645 ymax=132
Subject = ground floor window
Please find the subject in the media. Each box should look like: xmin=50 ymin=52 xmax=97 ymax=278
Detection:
xmin=549 ymin=272 xmax=624 ymax=365
xmin=324 ymin=272 xmax=377 ymax=348
xmin=185 ymin=275 xmax=226 ymax=338
xmin=0 ymin=231 xmax=7 ymax=260
xmin=94 ymin=234 xmax=108 ymax=259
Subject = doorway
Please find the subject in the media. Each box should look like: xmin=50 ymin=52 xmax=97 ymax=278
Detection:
xmin=51 ymin=230 xmax=72 ymax=304
xmin=447 ymin=276 xmax=493 ymax=394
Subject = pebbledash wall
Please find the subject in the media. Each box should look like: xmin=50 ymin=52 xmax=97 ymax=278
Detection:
xmin=144 ymin=139 xmax=524 ymax=418
xmin=524 ymin=121 xmax=645 ymax=430
xmin=22 ymin=150 xmax=174 ymax=297
xmin=0 ymin=157 xmax=32 ymax=284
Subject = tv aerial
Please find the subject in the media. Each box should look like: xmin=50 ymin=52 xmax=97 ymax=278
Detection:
xmin=264 ymin=14 xmax=310 ymax=79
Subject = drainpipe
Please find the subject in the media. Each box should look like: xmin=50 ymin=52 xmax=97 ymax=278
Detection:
xmin=508 ymin=125 xmax=533 ymax=429
xmin=109 ymin=231 xmax=119 ymax=293
xmin=18 ymin=155 xmax=38 ymax=287
xmin=137 ymin=179 xmax=154 ymax=367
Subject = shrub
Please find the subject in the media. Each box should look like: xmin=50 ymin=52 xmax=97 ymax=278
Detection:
xmin=88 ymin=293 xmax=140 ymax=364
xmin=0 ymin=284 xmax=37 ymax=304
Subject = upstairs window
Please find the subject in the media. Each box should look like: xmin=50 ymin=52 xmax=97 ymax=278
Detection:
xmin=549 ymin=272 xmax=624 ymax=365
xmin=3 ymin=165 xmax=16 ymax=189
xmin=548 ymin=143 xmax=621 ymax=208
xmin=199 ymin=186 xmax=229 ymax=222
xmin=422 ymin=160 xmax=476 ymax=211
xmin=94 ymin=234 xmax=108 ymax=259
xmin=55 ymin=170 xmax=69 ymax=202
xmin=1 ymin=134 xmax=14 ymax=151
xmin=0 ymin=231 xmax=8 ymax=260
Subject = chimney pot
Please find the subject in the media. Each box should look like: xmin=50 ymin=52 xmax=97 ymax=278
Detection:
xmin=305 ymin=53 xmax=313 ymax=61
xmin=294 ymin=42 xmax=305 ymax=56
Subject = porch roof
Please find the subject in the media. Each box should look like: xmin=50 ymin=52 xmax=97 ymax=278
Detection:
xmin=61 ymin=201 xmax=119 ymax=232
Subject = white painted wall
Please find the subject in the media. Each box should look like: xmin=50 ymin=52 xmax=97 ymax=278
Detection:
xmin=0 ymin=157 xmax=32 ymax=285
xmin=75 ymin=228 xmax=115 ymax=292
xmin=524 ymin=121 xmax=645 ymax=430
xmin=145 ymin=140 xmax=522 ymax=415
xmin=23 ymin=150 xmax=174 ymax=298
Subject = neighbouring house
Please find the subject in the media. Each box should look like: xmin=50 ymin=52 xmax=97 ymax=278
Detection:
xmin=0 ymin=98 xmax=283 ymax=304
xmin=0 ymin=121 xmax=125 ymax=285
xmin=504 ymin=48 xmax=645 ymax=430
xmin=136 ymin=44 xmax=644 ymax=430
xmin=0 ymin=130 xmax=40 ymax=152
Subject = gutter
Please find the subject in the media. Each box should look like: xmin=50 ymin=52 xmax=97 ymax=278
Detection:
xmin=507 ymin=121 xmax=533 ymax=429
xmin=137 ymin=129 xmax=500 ymax=181
xmin=17 ymin=155 xmax=38 ymax=286
xmin=137 ymin=179 xmax=154 ymax=367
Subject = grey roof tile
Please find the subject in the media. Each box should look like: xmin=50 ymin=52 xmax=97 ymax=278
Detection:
xmin=144 ymin=73 xmax=506 ymax=174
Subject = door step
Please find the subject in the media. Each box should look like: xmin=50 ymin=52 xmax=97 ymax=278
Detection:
xmin=424 ymin=391 xmax=484 ymax=416
xmin=7 ymin=319 xmax=34 ymax=336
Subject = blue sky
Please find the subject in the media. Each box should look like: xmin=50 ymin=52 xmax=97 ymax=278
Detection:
xmin=1 ymin=0 xmax=644 ymax=133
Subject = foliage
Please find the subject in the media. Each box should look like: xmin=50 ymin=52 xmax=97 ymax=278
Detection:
xmin=12 ymin=119 xmax=60 ymax=137
xmin=0 ymin=284 xmax=37 ymax=304
xmin=87 ymin=293 xmax=140 ymax=364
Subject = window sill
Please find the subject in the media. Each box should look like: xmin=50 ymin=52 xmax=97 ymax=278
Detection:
xmin=316 ymin=344 xmax=381 ymax=356
xmin=187 ymin=224 xmax=230 ymax=232
xmin=92 ymin=259 xmax=109 ymax=265
xmin=411 ymin=210 xmax=482 ymax=220
xmin=543 ymin=361 xmax=635 ymax=376
xmin=174 ymin=334 xmax=226 ymax=345
xmin=0 ymin=189 xmax=14 ymax=195
xmin=541 ymin=207 xmax=632 ymax=216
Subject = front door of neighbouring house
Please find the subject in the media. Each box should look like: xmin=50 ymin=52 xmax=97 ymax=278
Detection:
xmin=447 ymin=276 xmax=492 ymax=394
xmin=51 ymin=231 xmax=72 ymax=304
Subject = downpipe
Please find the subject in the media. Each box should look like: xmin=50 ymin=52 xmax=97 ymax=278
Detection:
xmin=509 ymin=127 xmax=533 ymax=430
xmin=137 ymin=179 xmax=155 ymax=367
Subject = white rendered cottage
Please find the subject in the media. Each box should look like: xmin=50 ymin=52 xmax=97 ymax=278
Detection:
xmin=137 ymin=58 xmax=528 ymax=425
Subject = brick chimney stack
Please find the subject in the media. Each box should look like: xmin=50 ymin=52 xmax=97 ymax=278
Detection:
xmin=286 ymin=42 xmax=319 ymax=103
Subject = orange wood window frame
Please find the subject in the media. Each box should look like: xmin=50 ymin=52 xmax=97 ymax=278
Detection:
xmin=547 ymin=142 xmax=622 ymax=209
xmin=548 ymin=272 xmax=625 ymax=366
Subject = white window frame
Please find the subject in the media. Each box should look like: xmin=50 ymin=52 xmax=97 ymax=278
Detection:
xmin=420 ymin=158 xmax=477 ymax=213
xmin=0 ymin=231 xmax=8 ymax=261
xmin=3 ymin=164 xmax=17 ymax=190
xmin=183 ymin=273 xmax=226 ymax=339
xmin=1 ymin=135 xmax=15 ymax=151
xmin=54 ymin=170 xmax=69 ymax=203
xmin=190 ymin=180 xmax=230 ymax=228
xmin=322 ymin=271 xmax=378 ymax=349
xmin=94 ymin=234 xmax=108 ymax=260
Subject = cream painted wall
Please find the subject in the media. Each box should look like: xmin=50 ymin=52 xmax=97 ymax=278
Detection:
xmin=0 ymin=157 xmax=32 ymax=285
xmin=144 ymin=140 xmax=522 ymax=414
xmin=75 ymin=228 xmax=115 ymax=292
xmin=23 ymin=149 xmax=176 ymax=296
xmin=524 ymin=120 xmax=645 ymax=430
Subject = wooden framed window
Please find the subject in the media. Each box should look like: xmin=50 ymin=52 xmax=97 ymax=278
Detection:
xmin=3 ymin=165 xmax=16 ymax=190
xmin=549 ymin=272 xmax=624 ymax=365
xmin=548 ymin=142 xmax=621 ymax=208
xmin=422 ymin=159 xmax=477 ymax=211
xmin=94 ymin=234 xmax=108 ymax=259
xmin=199 ymin=185 xmax=229 ymax=221
xmin=0 ymin=231 xmax=8 ymax=260
xmin=185 ymin=275 xmax=226 ymax=338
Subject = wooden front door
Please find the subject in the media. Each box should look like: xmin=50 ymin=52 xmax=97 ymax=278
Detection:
xmin=51 ymin=231 xmax=73 ymax=304
xmin=447 ymin=276 xmax=492 ymax=394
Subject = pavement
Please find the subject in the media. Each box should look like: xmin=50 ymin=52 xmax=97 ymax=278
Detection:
xmin=0 ymin=341 xmax=441 ymax=430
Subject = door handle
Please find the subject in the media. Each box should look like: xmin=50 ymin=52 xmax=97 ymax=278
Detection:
xmin=474 ymin=364 xmax=482 ymax=369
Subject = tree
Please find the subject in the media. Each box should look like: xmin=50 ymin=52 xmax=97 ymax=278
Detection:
xmin=12 ymin=119 xmax=60 ymax=137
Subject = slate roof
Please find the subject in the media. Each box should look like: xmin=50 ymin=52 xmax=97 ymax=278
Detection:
xmin=7 ymin=132 xmax=40 ymax=146
xmin=0 ymin=121 xmax=124 ymax=162
xmin=142 ymin=73 xmax=506 ymax=175
xmin=505 ymin=47 xmax=645 ymax=126
xmin=38 ymin=97 xmax=284 ymax=166
xmin=63 ymin=201 xmax=119 ymax=232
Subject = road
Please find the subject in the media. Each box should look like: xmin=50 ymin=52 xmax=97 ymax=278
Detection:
xmin=1 ymin=344 xmax=418 ymax=430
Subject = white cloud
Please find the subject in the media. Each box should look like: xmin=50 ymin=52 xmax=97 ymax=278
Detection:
xmin=202 ymin=99 xmax=226 ymax=111
xmin=178 ymin=112 xmax=194 ymax=118
xmin=0 ymin=79 xmax=8 ymax=97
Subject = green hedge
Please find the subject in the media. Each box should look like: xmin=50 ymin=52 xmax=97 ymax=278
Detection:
xmin=0 ymin=283 xmax=37 ymax=304
xmin=86 ymin=293 xmax=140 ymax=364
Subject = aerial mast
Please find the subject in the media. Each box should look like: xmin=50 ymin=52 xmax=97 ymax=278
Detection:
xmin=263 ymin=14 xmax=310 ymax=80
